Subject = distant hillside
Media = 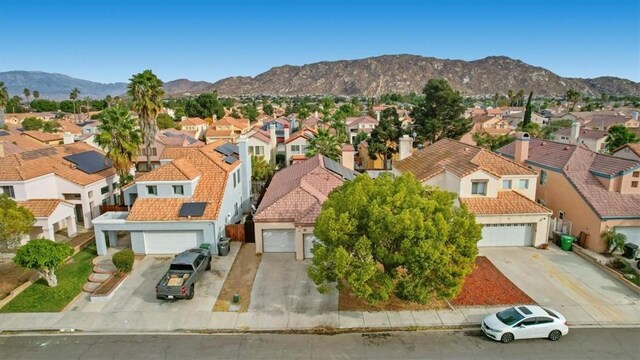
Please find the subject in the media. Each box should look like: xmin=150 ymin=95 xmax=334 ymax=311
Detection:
xmin=163 ymin=79 xmax=216 ymax=96
xmin=0 ymin=71 xmax=127 ymax=100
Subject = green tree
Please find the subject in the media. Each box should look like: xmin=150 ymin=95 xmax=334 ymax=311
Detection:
xmin=13 ymin=239 xmax=73 ymax=287
xmin=601 ymin=228 xmax=627 ymax=254
xmin=242 ymin=103 xmax=259 ymax=122
xmin=230 ymin=109 xmax=242 ymax=119
xmin=30 ymin=99 xmax=58 ymax=112
xmin=565 ymin=89 xmax=581 ymax=110
xmin=604 ymin=124 xmax=640 ymax=153
xmin=472 ymin=133 xmax=515 ymax=151
xmin=195 ymin=92 xmax=225 ymax=119
xmin=0 ymin=82 xmax=8 ymax=126
xmin=32 ymin=90 xmax=40 ymax=100
xmin=329 ymin=117 xmax=348 ymax=143
xmin=517 ymin=122 xmax=543 ymax=139
xmin=0 ymin=194 xmax=36 ymax=252
xmin=251 ymin=154 xmax=275 ymax=182
xmin=263 ymin=103 xmax=274 ymax=116
xmin=23 ymin=88 xmax=31 ymax=106
xmin=367 ymin=108 xmax=405 ymax=169
xmin=522 ymin=91 xmax=533 ymax=127
xmin=69 ymin=87 xmax=80 ymax=122
xmin=42 ymin=120 xmax=61 ymax=133
xmin=353 ymin=131 xmax=369 ymax=146
xmin=157 ymin=113 xmax=180 ymax=130
xmin=105 ymin=95 xmax=113 ymax=108
xmin=128 ymin=70 xmax=165 ymax=171
xmin=305 ymin=128 xmax=342 ymax=161
xmin=21 ymin=117 xmax=44 ymax=130
xmin=95 ymin=105 xmax=142 ymax=202
xmin=411 ymin=79 xmax=471 ymax=143
xmin=321 ymin=96 xmax=335 ymax=110
xmin=308 ymin=173 xmax=481 ymax=304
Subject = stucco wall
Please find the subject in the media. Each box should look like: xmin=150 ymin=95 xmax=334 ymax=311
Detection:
xmin=135 ymin=178 xmax=198 ymax=198
xmin=216 ymin=167 xmax=244 ymax=240
xmin=613 ymin=148 xmax=640 ymax=162
xmin=248 ymin=137 xmax=271 ymax=163
xmin=286 ymin=137 xmax=309 ymax=164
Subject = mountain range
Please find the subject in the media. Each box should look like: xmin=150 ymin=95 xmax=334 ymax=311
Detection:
xmin=2 ymin=55 xmax=639 ymax=100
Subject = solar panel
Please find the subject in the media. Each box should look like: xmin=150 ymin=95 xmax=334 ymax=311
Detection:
xmin=179 ymin=202 xmax=207 ymax=217
xmin=0 ymin=131 xmax=9 ymax=137
xmin=215 ymin=143 xmax=239 ymax=156
xmin=63 ymin=151 xmax=113 ymax=174
xmin=223 ymin=156 xmax=238 ymax=164
xmin=20 ymin=147 xmax=58 ymax=160
xmin=323 ymin=156 xmax=356 ymax=180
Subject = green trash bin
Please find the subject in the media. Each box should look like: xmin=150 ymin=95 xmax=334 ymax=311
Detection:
xmin=560 ymin=235 xmax=574 ymax=251
xmin=199 ymin=243 xmax=211 ymax=251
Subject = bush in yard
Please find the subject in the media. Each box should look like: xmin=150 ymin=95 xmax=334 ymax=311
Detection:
xmin=0 ymin=194 xmax=36 ymax=252
xmin=13 ymin=239 xmax=73 ymax=287
xmin=112 ymin=249 xmax=134 ymax=273
xmin=308 ymin=173 xmax=481 ymax=304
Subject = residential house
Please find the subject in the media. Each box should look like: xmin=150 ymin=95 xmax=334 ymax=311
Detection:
xmin=356 ymin=135 xmax=414 ymax=170
xmin=497 ymin=135 xmax=640 ymax=251
xmin=3 ymin=112 xmax=57 ymax=126
xmin=253 ymin=155 xmax=356 ymax=260
xmin=503 ymin=112 xmax=548 ymax=127
xmin=180 ymin=117 xmax=208 ymax=139
xmin=0 ymin=131 xmax=47 ymax=157
xmin=0 ymin=143 xmax=119 ymax=239
xmin=394 ymin=137 xmax=551 ymax=248
xmin=93 ymin=138 xmax=251 ymax=256
xmin=472 ymin=115 xmax=511 ymax=136
xmin=22 ymin=131 xmax=64 ymax=146
xmin=346 ymin=115 xmax=378 ymax=144
xmin=571 ymin=110 xmax=640 ymax=130
xmin=553 ymin=122 xmax=608 ymax=153
xmin=205 ymin=117 xmax=251 ymax=144
xmin=260 ymin=117 xmax=292 ymax=154
xmin=136 ymin=129 xmax=204 ymax=172
xmin=246 ymin=125 xmax=277 ymax=164
xmin=285 ymin=127 xmax=317 ymax=165
xmin=613 ymin=143 xmax=640 ymax=162
xmin=57 ymin=120 xmax=84 ymax=136
xmin=80 ymin=120 xmax=101 ymax=135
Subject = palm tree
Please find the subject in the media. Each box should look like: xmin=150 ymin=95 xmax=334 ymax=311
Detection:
xmin=105 ymin=95 xmax=113 ymax=108
xmin=127 ymin=70 xmax=165 ymax=171
xmin=69 ymin=88 xmax=80 ymax=122
xmin=601 ymin=228 xmax=627 ymax=254
xmin=565 ymin=89 xmax=581 ymax=110
xmin=305 ymin=128 xmax=342 ymax=161
xmin=95 ymin=105 xmax=142 ymax=204
xmin=23 ymin=88 xmax=30 ymax=107
xmin=33 ymin=90 xmax=40 ymax=100
xmin=0 ymin=82 xmax=8 ymax=127
xmin=604 ymin=125 xmax=640 ymax=153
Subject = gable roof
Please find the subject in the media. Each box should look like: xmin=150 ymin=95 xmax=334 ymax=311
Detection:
xmin=285 ymin=127 xmax=317 ymax=144
xmin=180 ymin=117 xmax=206 ymax=126
xmin=214 ymin=117 xmax=250 ymax=130
xmin=247 ymin=129 xmax=271 ymax=144
xmin=157 ymin=129 xmax=203 ymax=147
xmin=57 ymin=120 xmax=84 ymax=135
xmin=0 ymin=133 xmax=47 ymax=156
xmin=613 ymin=143 xmax=640 ymax=157
xmin=394 ymin=138 xmax=535 ymax=181
xmin=461 ymin=191 xmax=551 ymax=215
xmin=346 ymin=115 xmax=378 ymax=126
xmin=17 ymin=199 xmax=73 ymax=217
xmin=136 ymin=157 xmax=201 ymax=182
xmin=554 ymin=127 xmax=608 ymax=140
xmin=22 ymin=131 xmax=63 ymax=143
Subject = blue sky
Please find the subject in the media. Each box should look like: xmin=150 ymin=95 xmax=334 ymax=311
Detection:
xmin=0 ymin=0 xmax=638 ymax=83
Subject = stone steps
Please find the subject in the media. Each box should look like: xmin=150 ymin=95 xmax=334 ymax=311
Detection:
xmin=82 ymin=281 xmax=102 ymax=293
xmin=88 ymin=272 xmax=111 ymax=283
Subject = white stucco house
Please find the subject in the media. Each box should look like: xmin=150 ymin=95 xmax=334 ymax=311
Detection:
xmin=246 ymin=124 xmax=277 ymax=164
xmin=394 ymin=135 xmax=552 ymax=247
xmin=285 ymin=127 xmax=317 ymax=165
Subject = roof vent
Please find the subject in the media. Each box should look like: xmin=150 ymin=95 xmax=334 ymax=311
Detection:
xmin=541 ymin=142 xmax=546 ymax=146
xmin=563 ymin=146 xmax=570 ymax=150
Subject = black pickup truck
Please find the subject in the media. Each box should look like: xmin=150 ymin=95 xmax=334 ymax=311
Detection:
xmin=155 ymin=248 xmax=211 ymax=300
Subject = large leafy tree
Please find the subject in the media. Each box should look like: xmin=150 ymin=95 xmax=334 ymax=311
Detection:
xmin=13 ymin=239 xmax=73 ymax=287
xmin=0 ymin=194 xmax=36 ymax=252
xmin=95 ymin=105 xmax=142 ymax=201
xmin=157 ymin=113 xmax=180 ymax=130
xmin=604 ymin=124 xmax=640 ymax=153
xmin=21 ymin=117 xmax=44 ymax=131
xmin=308 ymin=173 xmax=481 ymax=304
xmin=0 ymin=82 xmax=8 ymax=126
xmin=305 ymin=128 xmax=342 ymax=161
xmin=411 ymin=79 xmax=471 ymax=143
xmin=367 ymin=107 xmax=406 ymax=169
xmin=127 ymin=70 xmax=165 ymax=171
xmin=42 ymin=120 xmax=61 ymax=133
xmin=473 ymin=133 xmax=515 ymax=151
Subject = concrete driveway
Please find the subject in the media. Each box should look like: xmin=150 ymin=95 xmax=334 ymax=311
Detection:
xmin=482 ymin=245 xmax=640 ymax=325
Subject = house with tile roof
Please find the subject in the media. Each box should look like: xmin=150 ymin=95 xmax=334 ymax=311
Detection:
xmin=0 ymin=142 xmax=119 ymax=240
xmin=22 ymin=130 xmax=64 ymax=146
xmin=497 ymin=133 xmax=640 ymax=252
xmin=472 ymin=115 xmax=511 ymax=136
xmin=253 ymin=155 xmax=357 ymax=260
xmin=553 ymin=122 xmax=608 ymax=153
xmin=180 ymin=117 xmax=208 ymax=139
xmin=346 ymin=115 xmax=378 ymax=144
xmin=0 ymin=130 xmax=47 ymax=157
xmin=136 ymin=129 xmax=204 ymax=172
xmin=246 ymin=125 xmax=277 ymax=164
xmin=394 ymin=138 xmax=551 ymax=248
xmin=205 ymin=117 xmax=251 ymax=144
xmin=285 ymin=127 xmax=318 ymax=165
xmin=92 ymin=138 xmax=252 ymax=256
xmin=613 ymin=143 xmax=640 ymax=162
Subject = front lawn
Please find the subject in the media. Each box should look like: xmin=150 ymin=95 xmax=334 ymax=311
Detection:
xmin=0 ymin=244 xmax=97 ymax=313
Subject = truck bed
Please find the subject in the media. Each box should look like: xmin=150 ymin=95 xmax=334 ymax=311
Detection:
xmin=159 ymin=271 xmax=192 ymax=287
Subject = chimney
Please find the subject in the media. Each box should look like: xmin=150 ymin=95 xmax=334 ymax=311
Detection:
xmin=632 ymin=111 xmax=639 ymax=121
xmin=514 ymin=132 xmax=530 ymax=163
xmin=398 ymin=134 xmax=414 ymax=160
xmin=269 ymin=123 xmax=277 ymax=164
xmin=341 ymin=144 xmax=355 ymax=170
xmin=376 ymin=111 xmax=381 ymax=122
xmin=570 ymin=121 xmax=580 ymax=144
xmin=63 ymin=132 xmax=75 ymax=145
xmin=238 ymin=135 xmax=252 ymax=212
xmin=284 ymin=126 xmax=290 ymax=142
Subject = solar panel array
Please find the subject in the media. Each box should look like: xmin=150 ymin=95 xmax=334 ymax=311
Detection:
xmin=20 ymin=147 xmax=59 ymax=160
xmin=323 ymin=156 xmax=357 ymax=180
xmin=178 ymin=202 xmax=207 ymax=217
xmin=223 ymin=156 xmax=238 ymax=164
xmin=215 ymin=143 xmax=239 ymax=156
xmin=63 ymin=151 xmax=113 ymax=174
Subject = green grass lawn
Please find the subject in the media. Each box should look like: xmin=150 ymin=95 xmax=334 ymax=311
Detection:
xmin=0 ymin=244 xmax=96 ymax=313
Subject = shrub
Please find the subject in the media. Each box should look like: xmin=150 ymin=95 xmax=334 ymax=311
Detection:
xmin=112 ymin=249 xmax=134 ymax=273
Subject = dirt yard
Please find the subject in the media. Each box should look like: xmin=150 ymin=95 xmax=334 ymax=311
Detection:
xmin=339 ymin=256 xmax=533 ymax=311
xmin=213 ymin=243 xmax=261 ymax=312
xmin=0 ymin=261 xmax=37 ymax=301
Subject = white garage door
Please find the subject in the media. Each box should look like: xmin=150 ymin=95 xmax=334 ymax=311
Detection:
xmin=615 ymin=227 xmax=640 ymax=247
xmin=144 ymin=230 xmax=203 ymax=254
xmin=262 ymin=229 xmax=296 ymax=253
xmin=478 ymin=223 xmax=533 ymax=247
xmin=304 ymin=234 xmax=319 ymax=259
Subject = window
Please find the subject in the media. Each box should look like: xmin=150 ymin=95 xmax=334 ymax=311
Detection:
xmin=0 ymin=186 xmax=15 ymax=198
xmin=101 ymin=186 xmax=109 ymax=195
xmin=88 ymin=190 xmax=94 ymax=198
xmin=471 ymin=181 xmax=487 ymax=195
xmin=233 ymin=171 xmax=238 ymax=188
xmin=633 ymin=171 xmax=639 ymax=178
xmin=502 ymin=180 xmax=512 ymax=189
xmin=173 ymin=185 xmax=184 ymax=195
xmin=237 ymin=168 xmax=241 ymax=185
xmin=146 ymin=186 xmax=157 ymax=196
xmin=536 ymin=317 xmax=554 ymax=324
xmin=539 ymin=170 xmax=548 ymax=185
xmin=519 ymin=179 xmax=529 ymax=189
xmin=291 ymin=145 xmax=301 ymax=154
xmin=249 ymin=146 xmax=265 ymax=156
xmin=632 ymin=181 xmax=638 ymax=188
xmin=234 ymin=202 xmax=239 ymax=216
xmin=520 ymin=318 xmax=537 ymax=326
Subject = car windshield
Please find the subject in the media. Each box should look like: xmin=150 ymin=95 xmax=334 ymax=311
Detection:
xmin=543 ymin=308 xmax=559 ymax=319
xmin=496 ymin=308 xmax=524 ymax=325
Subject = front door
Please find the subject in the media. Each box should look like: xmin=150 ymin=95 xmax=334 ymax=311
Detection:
xmin=75 ymin=204 xmax=84 ymax=224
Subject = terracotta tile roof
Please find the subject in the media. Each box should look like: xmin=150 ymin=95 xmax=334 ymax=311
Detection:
xmin=254 ymin=155 xmax=355 ymax=225
xmin=180 ymin=117 xmax=206 ymax=126
xmin=498 ymin=139 xmax=575 ymax=170
xmin=22 ymin=131 xmax=63 ymax=143
xmin=473 ymin=115 xmax=500 ymax=124
xmin=247 ymin=129 xmax=271 ymax=144
xmin=395 ymin=138 xmax=535 ymax=181
xmin=214 ymin=117 xmax=250 ymax=130
xmin=17 ymin=199 xmax=72 ymax=217
xmin=0 ymin=133 xmax=47 ymax=156
xmin=346 ymin=115 xmax=378 ymax=126
xmin=206 ymin=128 xmax=235 ymax=137
xmin=57 ymin=120 xmax=84 ymax=135
xmin=460 ymin=191 xmax=551 ymax=215
xmin=554 ymin=127 xmax=608 ymax=140
xmin=588 ymin=114 xmax=633 ymax=128
xmin=614 ymin=143 xmax=640 ymax=157
xmin=285 ymin=128 xmax=317 ymax=144
xmin=136 ymin=157 xmax=201 ymax=182
xmin=157 ymin=129 xmax=203 ymax=147
xmin=0 ymin=142 xmax=116 ymax=186
xmin=127 ymin=144 xmax=239 ymax=221
xmin=302 ymin=116 xmax=322 ymax=128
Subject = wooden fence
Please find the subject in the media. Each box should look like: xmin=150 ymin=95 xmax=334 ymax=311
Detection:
xmin=225 ymin=224 xmax=245 ymax=242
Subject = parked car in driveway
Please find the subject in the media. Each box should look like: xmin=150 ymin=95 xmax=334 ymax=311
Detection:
xmin=155 ymin=248 xmax=211 ymax=300
xmin=481 ymin=305 xmax=569 ymax=343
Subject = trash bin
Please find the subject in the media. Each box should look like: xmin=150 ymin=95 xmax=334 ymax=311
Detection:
xmin=199 ymin=243 xmax=211 ymax=252
xmin=217 ymin=238 xmax=231 ymax=256
xmin=560 ymin=235 xmax=574 ymax=251
xmin=623 ymin=243 xmax=638 ymax=259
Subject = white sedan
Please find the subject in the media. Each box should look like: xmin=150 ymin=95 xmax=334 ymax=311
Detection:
xmin=481 ymin=305 xmax=569 ymax=343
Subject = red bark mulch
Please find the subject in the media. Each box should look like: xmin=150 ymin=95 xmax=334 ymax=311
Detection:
xmin=453 ymin=256 xmax=534 ymax=306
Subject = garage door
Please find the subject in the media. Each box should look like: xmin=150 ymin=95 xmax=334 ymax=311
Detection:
xmin=144 ymin=230 xmax=203 ymax=254
xmin=615 ymin=227 xmax=640 ymax=247
xmin=262 ymin=229 xmax=295 ymax=253
xmin=304 ymin=234 xmax=319 ymax=259
xmin=478 ymin=223 xmax=533 ymax=247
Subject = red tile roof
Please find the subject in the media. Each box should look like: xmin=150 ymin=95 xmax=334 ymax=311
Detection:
xmin=17 ymin=199 xmax=73 ymax=217
xmin=554 ymin=127 xmax=608 ymax=140
xmin=461 ymin=191 xmax=551 ymax=215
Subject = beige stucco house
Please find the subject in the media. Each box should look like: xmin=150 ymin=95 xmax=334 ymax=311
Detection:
xmin=553 ymin=122 xmax=608 ymax=153
xmin=613 ymin=143 xmax=640 ymax=162
xmin=205 ymin=117 xmax=251 ymax=144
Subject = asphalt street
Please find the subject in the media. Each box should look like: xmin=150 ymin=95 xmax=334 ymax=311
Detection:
xmin=1 ymin=328 xmax=639 ymax=359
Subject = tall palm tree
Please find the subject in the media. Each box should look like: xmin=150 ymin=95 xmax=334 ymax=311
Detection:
xmin=33 ymin=90 xmax=40 ymax=100
xmin=23 ymin=88 xmax=30 ymax=107
xmin=305 ymin=128 xmax=342 ymax=161
xmin=95 ymin=105 xmax=142 ymax=204
xmin=69 ymin=88 xmax=80 ymax=122
xmin=0 ymin=82 xmax=8 ymax=127
xmin=127 ymin=70 xmax=165 ymax=171
xmin=105 ymin=95 xmax=113 ymax=108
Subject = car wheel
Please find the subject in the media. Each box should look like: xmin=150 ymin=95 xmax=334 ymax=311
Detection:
xmin=187 ymin=284 xmax=195 ymax=300
xmin=548 ymin=330 xmax=562 ymax=341
xmin=501 ymin=333 xmax=514 ymax=344
xmin=156 ymin=295 xmax=163 ymax=300
xmin=206 ymin=261 xmax=211 ymax=270
xmin=637 ymin=260 xmax=640 ymax=269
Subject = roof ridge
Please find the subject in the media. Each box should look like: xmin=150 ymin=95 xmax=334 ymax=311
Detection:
xmin=171 ymin=158 xmax=200 ymax=179
xmin=506 ymin=190 xmax=552 ymax=213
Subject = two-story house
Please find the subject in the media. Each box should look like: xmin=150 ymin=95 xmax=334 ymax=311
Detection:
xmin=0 ymin=143 xmax=119 ymax=241
xmin=260 ymin=117 xmax=291 ymax=151
xmin=346 ymin=115 xmax=378 ymax=144
xmin=136 ymin=129 xmax=204 ymax=172
xmin=613 ymin=143 xmax=640 ymax=162
xmin=497 ymin=134 xmax=640 ymax=251
xmin=285 ymin=127 xmax=317 ymax=165
xmin=472 ymin=115 xmax=511 ymax=136
xmin=180 ymin=117 xmax=208 ymax=139
xmin=246 ymin=123 xmax=278 ymax=164
xmin=92 ymin=138 xmax=252 ymax=256
xmin=205 ymin=117 xmax=251 ymax=144
xmin=394 ymin=137 xmax=551 ymax=248
xmin=553 ymin=122 xmax=608 ymax=153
